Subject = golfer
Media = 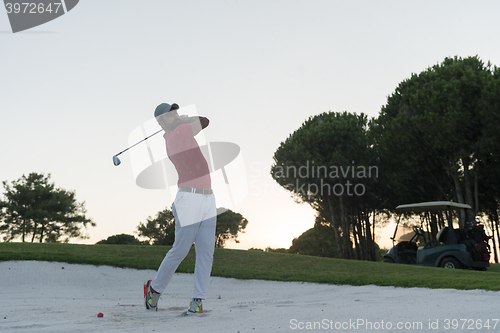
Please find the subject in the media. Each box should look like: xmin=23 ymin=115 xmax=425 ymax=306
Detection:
xmin=144 ymin=102 xmax=216 ymax=315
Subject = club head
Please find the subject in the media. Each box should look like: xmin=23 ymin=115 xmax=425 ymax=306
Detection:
xmin=113 ymin=155 xmax=121 ymax=166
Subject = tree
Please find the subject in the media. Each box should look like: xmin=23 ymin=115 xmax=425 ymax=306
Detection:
xmin=270 ymin=56 xmax=500 ymax=261
xmin=476 ymin=65 xmax=500 ymax=262
xmin=265 ymin=247 xmax=288 ymax=253
xmin=215 ymin=208 xmax=248 ymax=248
xmin=288 ymin=224 xmax=339 ymax=258
xmin=372 ymin=56 xmax=497 ymax=226
xmin=271 ymin=111 xmax=382 ymax=260
xmin=137 ymin=206 xmax=249 ymax=248
xmin=370 ymin=55 xmax=500 ymax=258
xmin=0 ymin=173 xmax=94 ymax=243
xmin=137 ymin=207 xmax=175 ymax=245
xmin=96 ymin=234 xmax=143 ymax=245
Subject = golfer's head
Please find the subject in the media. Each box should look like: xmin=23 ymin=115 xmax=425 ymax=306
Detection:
xmin=155 ymin=103 xmax=179 ymax=127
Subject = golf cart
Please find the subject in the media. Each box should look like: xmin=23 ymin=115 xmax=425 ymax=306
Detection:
xmin=382 ymin=201 xmax=490 ymax=270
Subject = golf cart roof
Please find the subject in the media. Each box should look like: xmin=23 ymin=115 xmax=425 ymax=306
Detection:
xmin=396 ymin=201 xmax=471 ymax=212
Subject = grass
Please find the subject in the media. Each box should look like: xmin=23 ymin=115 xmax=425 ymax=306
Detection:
xmin=1 ymin=242 xmax=500 ymax=291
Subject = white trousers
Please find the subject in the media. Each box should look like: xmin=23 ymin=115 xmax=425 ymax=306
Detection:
xmin=151 ymin=192 xmax=216 ymax=299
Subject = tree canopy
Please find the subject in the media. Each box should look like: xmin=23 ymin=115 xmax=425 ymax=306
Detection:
xmin=215 ymin=208 xmax=248 ymax=248
xmin=0 ymin=173 xmax=94 ymax=243
xmin=136 ymin=206 xmax=248 ymax=248
xmin=288 ymin=223 xmax=339 ymax=258
xmin=96 ymin=233 xmax=143 ymax=245
xmin=136 ymin=207 xmax=176 ymax=246
xmin=371 ymin=56 xmax=500 ymax=236
xmin=272 ymin=55 xmax=500 ymax=261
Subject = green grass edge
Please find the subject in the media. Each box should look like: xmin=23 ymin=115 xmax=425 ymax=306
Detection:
xmin=1 ymin=243 xmax=500 ymax=291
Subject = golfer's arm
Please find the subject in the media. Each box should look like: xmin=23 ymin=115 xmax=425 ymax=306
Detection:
xmin=183 ymin=116 xmax=209 ymax=136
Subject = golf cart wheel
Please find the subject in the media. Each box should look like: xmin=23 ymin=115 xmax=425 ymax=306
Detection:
xmin=440 ymin=257 xmax=462 ymax=269
xmin=382 ymin=258 xmax=395 ymax=263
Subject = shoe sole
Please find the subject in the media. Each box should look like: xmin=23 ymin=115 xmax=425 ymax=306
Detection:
xmin=183 ymin=310 xmax=203 ymax=316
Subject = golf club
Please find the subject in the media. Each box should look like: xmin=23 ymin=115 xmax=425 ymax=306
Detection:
xmin=112 ymin=129 xmax=163 ymax=166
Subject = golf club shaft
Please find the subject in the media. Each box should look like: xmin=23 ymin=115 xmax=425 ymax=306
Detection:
xmin=115 ymin=129 xmax=163 ymax=157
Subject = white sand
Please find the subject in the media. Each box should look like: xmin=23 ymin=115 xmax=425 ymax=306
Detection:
xmin=1 ymin=261 xmax=499 ymax=333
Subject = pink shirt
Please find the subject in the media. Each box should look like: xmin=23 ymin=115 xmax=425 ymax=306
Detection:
xmin=164 ymin=124 xmax=211 ymax=189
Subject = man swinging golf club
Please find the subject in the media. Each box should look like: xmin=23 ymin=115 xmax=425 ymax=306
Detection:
xmin=144 ymin=102 xmax=216 ymax=315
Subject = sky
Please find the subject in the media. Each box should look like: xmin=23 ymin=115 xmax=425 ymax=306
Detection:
xmin=1 ymin=0 xmax=500 ymax=250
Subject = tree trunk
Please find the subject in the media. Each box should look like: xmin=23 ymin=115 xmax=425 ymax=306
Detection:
xmin=451 ymin=166 xmax=466 ymax=228
xmin=493 ymin=210 xmax=500 ymax=264
xmin=349 ymin=222 xmax=354 ymax=260
xmin=347 ymin=215 xmax=355 ymax=260
xmin=426 ymin=217 xmax=432 ymax=243
xmin=437 ymin=211 xmax=445 ymax=230
xmin=353 ymin=218 xmax=361 ymax=260
xmin=474 ymin=161 xmax=479 ymax=215
xmin=488 ymin=214 xmax=498 ymax=264
xmin=328 ymin=196 xmax=344 ymax=258
xmin=365 ymin=212 xmax=374 ymax=261
xmin=371 ymin=210 xmax=377 ymax=260
xmin=357 ymin=213 xmax=366 ymax=260
xmin=429 ymin=212 xmax=438 ymax=241
xmin=31 ymin=221 xmax=38 ymax=243
xmin=462 ymin=157 xmax=474 ymax=222
xmin=39 ymin=224 xmax=45 ymax=243
xmin=339 ymin=195 xmax=350 ymax=259
xmin=22 ymin=218 xmax=26 ymax=242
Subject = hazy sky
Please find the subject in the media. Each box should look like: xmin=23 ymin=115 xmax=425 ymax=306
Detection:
xmin=1 ymin=0 xmax=500 ymax=250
